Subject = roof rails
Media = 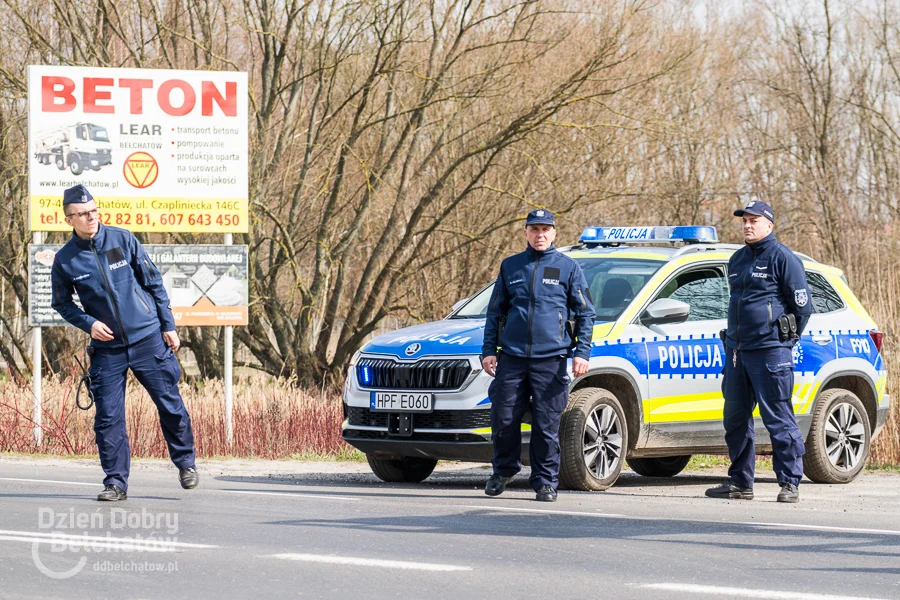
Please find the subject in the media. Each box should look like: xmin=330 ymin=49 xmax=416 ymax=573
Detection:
xmin=670 ymin=243 xmax=743 ymax=258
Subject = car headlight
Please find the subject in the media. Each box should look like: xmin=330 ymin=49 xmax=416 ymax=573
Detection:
xmin=344 ymin=349 xmax=364 ymax=396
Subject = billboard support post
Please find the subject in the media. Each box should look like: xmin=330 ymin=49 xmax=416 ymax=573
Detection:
xmin=224 ymin=233 xmax=233 ymax=447
xmin=32 ymin=231 xmax=42 ymax=447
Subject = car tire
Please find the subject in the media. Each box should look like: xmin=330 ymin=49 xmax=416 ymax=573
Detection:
xmin=366 ymin=455 xmax=437 ymax=483
xmin=626 ymin=455 xmax=692 ymax=477
xmin=69 ymin=154 xmax=83 ymax=175
xmin=55 ymin=155 xmax=65 ymax=170
xmin=559 ymin=387 xmax=628 ymax=491
xmin=803 ymin=388 xmax=871 ymax=484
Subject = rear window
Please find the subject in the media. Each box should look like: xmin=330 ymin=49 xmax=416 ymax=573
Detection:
xmin=807 ymin=272 xmax=844 ymax=313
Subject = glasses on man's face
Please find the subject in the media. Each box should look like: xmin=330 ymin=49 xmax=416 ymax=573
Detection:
xmin=65 ymin=208 xmax=99 ymax=220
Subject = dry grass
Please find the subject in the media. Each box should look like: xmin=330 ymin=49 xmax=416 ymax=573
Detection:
xmin=0 ymin=374 xmax=351 ymax=459
xmin=1 ymin=365 xmax=896 ymax=466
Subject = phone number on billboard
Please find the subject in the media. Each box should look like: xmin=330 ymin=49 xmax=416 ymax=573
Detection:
xmin=99 ymin=213 xmax=241 ymax=227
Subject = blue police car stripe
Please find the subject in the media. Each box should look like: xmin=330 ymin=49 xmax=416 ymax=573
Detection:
xmin=590 ymin=331 xmax=837 ymax=381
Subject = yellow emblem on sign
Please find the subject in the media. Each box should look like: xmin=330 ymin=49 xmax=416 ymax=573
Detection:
xmin=123 ymin=152 xmax=159 ymax=189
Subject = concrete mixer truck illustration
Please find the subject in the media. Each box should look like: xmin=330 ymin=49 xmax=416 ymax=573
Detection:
xmin=33 ymin=122 xmax=112 ymax=175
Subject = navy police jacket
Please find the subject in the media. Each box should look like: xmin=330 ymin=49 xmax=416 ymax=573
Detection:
xmin=482 ymin=245 xmax=595 ymax=361
xmin=51 ymin=224 xmax=176 ymax=348
xmin=725 ymin=232 xmax=812 ymax=350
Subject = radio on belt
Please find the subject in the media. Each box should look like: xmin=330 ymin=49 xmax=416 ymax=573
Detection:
xmin=579 ymin=225 xmax=718 ymax=247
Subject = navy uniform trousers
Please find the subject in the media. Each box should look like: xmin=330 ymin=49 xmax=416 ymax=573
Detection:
xmin=489 ymin=354 xmax=570 ymax=492
xmin=722 ymin=345 xmax=805 ymax=488
xmin=89 ymin=333 xmax=196 ymax=491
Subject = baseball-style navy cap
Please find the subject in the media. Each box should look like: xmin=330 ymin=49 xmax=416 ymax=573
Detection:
xmin=734 ymin=200 xmax=774 ymax=223
xmin=63 ymin=184 xmax=93 ymax=206
xmin=525 ymin=208 xmax=555 ymax=226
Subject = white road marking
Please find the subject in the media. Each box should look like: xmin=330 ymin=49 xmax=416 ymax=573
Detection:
xmin=216 ymin=489 xmax=359 ymax=501
xmin=459 ymin=505 xmax=624 ymax=518
xmin=640 ymin=583 xmax=890 ymax=600
xmin=0 ymin=477 xmax=97 ymax=487
xmin=0 ymin=535 xmax=175 ymax=552
xmin=0 ymin=529 xmax=217 ymax=552
xmin=745 ymin=522 xmax=900 ymax=536
xmin=269 ymin=553 xmax=471 ymax=571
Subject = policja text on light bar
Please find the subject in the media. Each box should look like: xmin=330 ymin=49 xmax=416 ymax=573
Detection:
xmin=579 ymin=226 xmax=718 ymax=246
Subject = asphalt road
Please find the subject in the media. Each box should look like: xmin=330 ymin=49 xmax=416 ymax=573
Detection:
xmin=0 ymin=457 xmax=898 ymax=600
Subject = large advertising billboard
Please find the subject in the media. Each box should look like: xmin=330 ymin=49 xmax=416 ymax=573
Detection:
xmin=29 ymin=244 xmax=248 ymax=327
xmin=27 ymin=66 xmax=248 ymax=233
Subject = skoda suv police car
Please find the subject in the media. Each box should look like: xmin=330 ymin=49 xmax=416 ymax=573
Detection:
xmin=342 ymin=226 xmax=889 ymax=490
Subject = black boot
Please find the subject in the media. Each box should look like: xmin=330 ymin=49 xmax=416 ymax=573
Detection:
xmin=97 ymin=484 xmax=127 ymax=502
xmin=705 ymin=480 xmax=754 ymax=500
xmin=535 ymin=485 xmax=558 ymax=502
xmin=777 ymin=483 xmax=799 ymax=503
xmin=484 ymin=473 xmax=510 ymax=497
xmin=179 ymin=466 xmax=200 ymax=489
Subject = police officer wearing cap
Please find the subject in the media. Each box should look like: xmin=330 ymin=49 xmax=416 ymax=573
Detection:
xmin=481 ymin=209 xmax=595 ymax=502
xmin=50 ymin=185 xmax=199 ymax=501
xmin=706 ymin=200 xmax=812 ymax=503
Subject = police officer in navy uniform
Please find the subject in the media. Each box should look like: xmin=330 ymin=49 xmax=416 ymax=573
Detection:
xmin=706 ymin=201 xmax=812 ymax=503
xmin=481 ymin=209 xmax=595 ymax=502
xmin=51 ymin=185 xmax=199 ymax=501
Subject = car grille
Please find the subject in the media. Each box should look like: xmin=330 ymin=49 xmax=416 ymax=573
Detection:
xmin=356 ymin=358 xmax=472 ymax=390
xmin=347 ymin=407 xmax=491 ymax=429
xmin=344 ymin=430 xmax=486 ymax=443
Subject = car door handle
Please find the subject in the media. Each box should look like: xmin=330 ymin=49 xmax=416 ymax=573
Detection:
xmin=811 ymin=335 xmax=832 ymax=345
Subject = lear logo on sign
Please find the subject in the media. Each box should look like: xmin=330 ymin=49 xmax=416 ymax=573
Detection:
xmin=123 ymin=152 xmax=159 ymax=188
xmin=405 ymin=343 xmax=421 ymax=356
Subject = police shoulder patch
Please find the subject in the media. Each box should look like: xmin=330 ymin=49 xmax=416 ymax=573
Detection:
xmin=794 ymin=289 xmax=809 ymax=307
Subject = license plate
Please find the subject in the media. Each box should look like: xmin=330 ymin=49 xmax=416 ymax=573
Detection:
xmin=370 ymin=392 xmax=433 ymax=413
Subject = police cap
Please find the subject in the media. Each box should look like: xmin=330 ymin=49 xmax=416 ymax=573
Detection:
xmin=63 ymin=184 xmax=94 ymax=206
xmin=734 ymin=200 xmax=774 ymax=223
xmin=525 ymin=209 xmax=555 ymax=227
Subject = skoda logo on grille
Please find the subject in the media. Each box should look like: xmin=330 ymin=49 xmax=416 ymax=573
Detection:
xmin=405 ymin=343 xmax=421 ymax=356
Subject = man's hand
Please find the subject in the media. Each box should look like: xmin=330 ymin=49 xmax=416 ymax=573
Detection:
xmin=572 ymin=357 xmax=589 ymax=378
xmin=482 ymin=356 xmax=497 ymax=377
xmin=90 ymin=321 xmax=114 ymax=341
xmin=162 ymin=330 xmax=180 ymax=351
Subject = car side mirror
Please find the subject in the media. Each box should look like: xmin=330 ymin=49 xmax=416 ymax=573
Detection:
xmin=640 ymin=298 xmax=691 ymax=326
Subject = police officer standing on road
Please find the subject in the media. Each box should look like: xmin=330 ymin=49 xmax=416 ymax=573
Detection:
xmin=706 ymin=201 xmax=812 ymax=503
xmin=481 ymin=209 xmax=595 ymax=502
xmin=51 ymin=184 xmax=199 ymax=502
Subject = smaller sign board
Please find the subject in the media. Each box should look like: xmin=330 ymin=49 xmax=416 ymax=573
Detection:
xmin=28 ymin=244 xmax=248 ymax=327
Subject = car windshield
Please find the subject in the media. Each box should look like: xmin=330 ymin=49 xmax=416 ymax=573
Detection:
xmin=451 ymin=257 xmax=664 ymax=322
xmin=89 ymin=126 xmax=109 ymax=141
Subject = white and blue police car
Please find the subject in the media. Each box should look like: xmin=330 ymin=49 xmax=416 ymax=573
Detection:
xmin=342 ymin=226 xmax=890 ymax=490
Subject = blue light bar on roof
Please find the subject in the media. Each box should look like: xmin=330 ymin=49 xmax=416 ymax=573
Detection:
xmin=580 ymin=226 xmax=718 ymax=246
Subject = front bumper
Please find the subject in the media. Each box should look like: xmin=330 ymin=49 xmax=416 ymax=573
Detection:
xmin=343 ymin=432 xmax=494 ymax=462
xmin=342 ymin=429 xmax=533 ymax=463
